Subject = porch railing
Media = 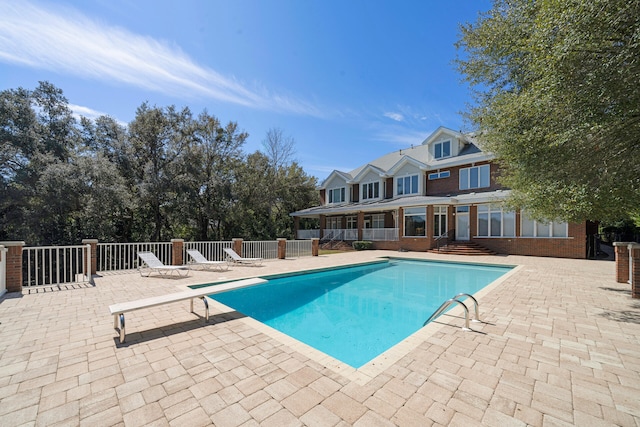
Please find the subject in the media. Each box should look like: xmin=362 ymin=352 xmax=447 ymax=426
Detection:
xmin=297 ymin=229 xmax=320 ymax=239
xmin=286 ymin=240 xmax=313 ymax=258
xmin=362 ymin=228 xmax=398 ymax=241
xmin=97 ymin=242 xmax=172 ymax=272
xmin=242 ymin=240 xmax=278 ymax=260
xmin=23 ymin=245 xmax=91 ymax=287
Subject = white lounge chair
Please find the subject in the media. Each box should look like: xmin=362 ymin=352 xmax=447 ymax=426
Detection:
xmin=223 ymin=247 xmax=263 ymax=266
xmin=186 ymin=249 xmax=229 ymax=271
xmin=137 ymin=251 xmax=189 ymax=277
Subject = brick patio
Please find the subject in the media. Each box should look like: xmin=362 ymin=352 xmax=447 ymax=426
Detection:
xmin=0 ymin=250 xmax=638 ymax=426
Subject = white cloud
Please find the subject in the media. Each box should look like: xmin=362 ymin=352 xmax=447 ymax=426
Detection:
xmin=68 ymin=104 xmax=127 ymax=126
xmin=0 ymin=1 xmax=323 ymax=117
xmin=384 ymin=112 xmax=405 ymax=122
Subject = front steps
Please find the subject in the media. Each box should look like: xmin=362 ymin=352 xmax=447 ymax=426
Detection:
xmin=430 ymin=241 xmax=496 ymax=256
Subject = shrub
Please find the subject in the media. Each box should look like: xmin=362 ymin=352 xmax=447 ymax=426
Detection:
xmin=352 ymin=241 xmax=373 ymax=250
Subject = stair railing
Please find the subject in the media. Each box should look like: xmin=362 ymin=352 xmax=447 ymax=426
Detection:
xmin=435 ymin=229 xmax=455 ymax=252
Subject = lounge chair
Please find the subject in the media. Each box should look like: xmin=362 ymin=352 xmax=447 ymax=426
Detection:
xmin=223 ymin=247 xmax=263 ymax=266
xmin=137 ymin=251 xmax=189 ymax=277
xmin=186 ymin=249 xmax=229 ymax=271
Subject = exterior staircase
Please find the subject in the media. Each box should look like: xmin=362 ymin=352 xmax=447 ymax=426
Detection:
xmin=430 ymin=241 xmax=496 ymax=256
xmin=319 ymin=241 xmax=354 ymax=251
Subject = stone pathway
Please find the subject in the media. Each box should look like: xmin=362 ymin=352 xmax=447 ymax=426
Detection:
xmin=0 ymin=251 xmax=638 ymax=426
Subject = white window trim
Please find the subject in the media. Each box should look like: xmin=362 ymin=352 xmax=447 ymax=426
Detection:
xmin=433 ymin=205 xmax=448 ymax=237
xmin=327 ymin=187 xmax=346 ymax=204
xmin=475 ymin=205 xmax=515 ymax=238
xmin=428 ymin=170 xmax=450 ymax=180
xmin=520 ymin=215 xmax=569 ymax=238
xmin=395 ymin=174 xmax=421 ymax=197
xmin=403 ymin=207 xmax=427 ymax=238
xmin=434 ymin=140 xmax=452 ymax=159
xmin=361 ymin=181 xmax=381 ymax=201
xmin=459 ymin=164 xmax=490 ymax=190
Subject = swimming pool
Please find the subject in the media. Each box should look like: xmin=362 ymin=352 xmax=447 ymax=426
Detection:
xmin=210 ymin=258 xmax=512 ymax=368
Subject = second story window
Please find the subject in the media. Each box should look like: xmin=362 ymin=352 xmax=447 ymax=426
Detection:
xmin=328 ymin=187 xmax=345 ymax=204
xmin=362 ymin=182 xmax=380 ymax=200
xmin=434 ymin=140 xmax=451 ymax=159
xmin=428 ymin=170 xmax=450 ymax=180
xmin=397 ymin=174 xmax=419 ymax=196
xmin=459 ymin=164 xmax=490 ymax=190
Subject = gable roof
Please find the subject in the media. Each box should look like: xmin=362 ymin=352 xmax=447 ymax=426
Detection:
xmin=349 ymin=164 xmax=389 ymax=183
xmin=320 ymin=170 xmax=353 ymax=189
xmin=386 ymin=155 xmax=429 ymax=175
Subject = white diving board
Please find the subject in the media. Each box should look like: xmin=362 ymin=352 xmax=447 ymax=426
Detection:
xmin=109 ymin=277 xmax=267 ymax=343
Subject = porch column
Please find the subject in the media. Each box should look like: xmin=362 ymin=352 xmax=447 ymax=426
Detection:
xmin=311 ymin=238 xmax=319 ymax=256
xmin=0 ymin=241 xmax=24 ymax=293
xmin=171 ymin=239 xmax=184 ymax=266
xmin=319 ymin=216 xmax=326 ymax=239
xmin=614 ymin=242 xmax=631 ymax=283
xmin=232 ymin=238 xmax=243 ymax=256
xmin=277 ymin=238 xmax=287 ymax=259
xmin=293 ymin=217 xmax=300 ymax=239
xmin=630 ymin=243 xmax=640 ymax=298
xmin=82 ymin=239 xmax=98 ymax=275
xmin=357 ymin=212 xmax=364 ymax=241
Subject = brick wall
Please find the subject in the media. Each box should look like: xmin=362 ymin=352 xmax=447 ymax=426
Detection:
xmin=426 ymin=162 xmax=503 ymax=196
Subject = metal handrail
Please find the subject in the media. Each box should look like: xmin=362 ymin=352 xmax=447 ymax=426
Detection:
xmin=454 ymin=293 xmax=481 ymax=322
xmin=423 ymin=297 xmax=471 ymax=331
xmin=435 ymin=229 xmax=455 ymax=252
xmin=423 ymin=292 xmax=482 ymax=331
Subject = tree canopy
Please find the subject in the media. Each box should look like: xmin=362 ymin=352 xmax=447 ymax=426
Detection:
xmin=0 ymin=82 xmax=318 ymax=245
xmin=456 ymin=0 xmax=640 ymax=223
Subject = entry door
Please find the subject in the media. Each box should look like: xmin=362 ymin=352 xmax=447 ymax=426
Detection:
xmin=455 ymin=206 xmax=470 ymax=240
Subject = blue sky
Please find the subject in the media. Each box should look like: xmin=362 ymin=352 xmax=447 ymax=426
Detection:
xmin=0 ymin=0 xmax=491 ymax=181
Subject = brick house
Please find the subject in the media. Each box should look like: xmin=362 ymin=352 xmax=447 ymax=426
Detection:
xmin=290 ymin=127 xmax=596 ymax=259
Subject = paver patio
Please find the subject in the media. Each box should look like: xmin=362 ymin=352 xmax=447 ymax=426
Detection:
xmin=0 ymin=250 xmax=639 ymax=426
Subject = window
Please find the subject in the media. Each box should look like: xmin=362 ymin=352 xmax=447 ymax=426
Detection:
xmin=328 ymin=187 xmax=345 ymax=204
xmin=434 ymin=206 xmax=447 ymax=237
xmin=397 ymin=174 xmax=420 ymax=195
xmin=346 ymin=216 xmax=357 ymax=229
xmin=371 ymin=214 xmax=384 ymax=228
xmin=362 ymin=182 xmax=380 ymax=200
xmin=404 ymin=207 xmax=426 ymax=237
xmin=521 ymin=214 xmax=568 ymax=237
xmin=326 ymin=217 xmax=341 ymax=229
xmin=434 ymin=140 xmax=451 ymax=159
xmin=477 ymin=205 xmax=515 ymax=237
xmin=459 ymin=165 xmax=490 ymax=190
xmin=428 ymin=170 xmax=450 ymax=180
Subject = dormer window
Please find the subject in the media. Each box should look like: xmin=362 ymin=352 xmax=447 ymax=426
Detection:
xmin=434 ymin=140 xmax=451 ymax=159
xmin=328 ymin=187 xmax=346 ymax=204
xmin=362 ymin=182 xmax=380 ymax=200
xmin=396 ymin=174 xmax=419 ymax=196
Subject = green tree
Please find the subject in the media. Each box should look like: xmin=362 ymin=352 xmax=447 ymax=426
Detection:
xmin=127 ymin=103 xmax=193 ymax=241
xmin=177 ymin=111 xmax=247 ymax=240
xmin=456 ymin=0 xmax=640 ymax=223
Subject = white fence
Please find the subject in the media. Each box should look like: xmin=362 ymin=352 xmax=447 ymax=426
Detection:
xmin=97 ymin=242 xmax=172 ymax=272
xmin=23 ymin=245 xmax=91 ymax=287
xmin=285 ymin=240 xmax=313 ymax=258
xmin=0 ymin=245 xmax=7 ymax=296
xmin=242 ymin=241 xmax=278 ymax=260
xmin=184 ymin=241 xmax=233 ymax=262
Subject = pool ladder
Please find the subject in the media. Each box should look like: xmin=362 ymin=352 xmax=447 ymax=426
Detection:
xmin=423 ymin=293 xmax=481 ymax=331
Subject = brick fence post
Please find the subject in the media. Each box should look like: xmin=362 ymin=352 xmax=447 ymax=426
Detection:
xmin=311 ymin=238 xmax=319 ymax=256
xmin=232 ymin=238 xmax=243 ymax=257
xmin=613 ymin=242 xmax=632 ymax=283
xmin=171 ymin=239 xmax=184 ymax=266
xmin=630 ymin=243 xmax=640 ymax=299
xmin=0 ymin=241 xmax=25 ymax=293
xmin=82 ymin=239 xmax=98 ymax=275
xmin=277 ymin=238 xmax=287 ymax=259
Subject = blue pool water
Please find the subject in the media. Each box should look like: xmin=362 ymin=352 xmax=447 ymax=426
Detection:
xmin=211 ymin=259 xmax=512 ymax=368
